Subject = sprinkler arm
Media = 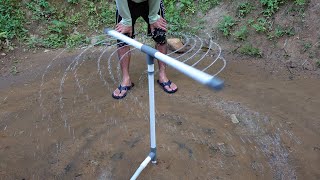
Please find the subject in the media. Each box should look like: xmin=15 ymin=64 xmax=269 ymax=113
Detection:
xmin=104 ymin=28 xmax=224 ymax=91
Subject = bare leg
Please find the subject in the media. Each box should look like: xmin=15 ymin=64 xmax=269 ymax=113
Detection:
xmin=156 ymin=43 xmax=178 ymax=92
xmin=112 ymin=46 xmax=132 ymax=97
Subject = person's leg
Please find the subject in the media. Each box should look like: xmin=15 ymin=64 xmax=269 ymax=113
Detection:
xmin=112 ymin=4 xmax=138 ymax=98
xmin=148 ymin=0 xmax=177 ymax=92
xmin=112 ymin=45 xmax=132 ymax=97
xmin=156 ymin=43 xmax=177 ymax=92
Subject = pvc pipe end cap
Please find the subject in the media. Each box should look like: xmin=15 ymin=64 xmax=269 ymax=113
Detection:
xmin=207 ymin=78 xmax=224 ymax=91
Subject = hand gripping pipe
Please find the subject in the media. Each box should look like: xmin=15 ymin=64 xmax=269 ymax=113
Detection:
xmin=104 ymin=28 xmax=224 ymax=179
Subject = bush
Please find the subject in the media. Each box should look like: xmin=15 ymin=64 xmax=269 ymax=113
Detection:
xmin=0 ymin=0 xmax=27 ymax=40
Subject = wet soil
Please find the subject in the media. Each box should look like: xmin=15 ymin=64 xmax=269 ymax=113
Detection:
xmin=0 ymin=46 xmax=319 ymax=180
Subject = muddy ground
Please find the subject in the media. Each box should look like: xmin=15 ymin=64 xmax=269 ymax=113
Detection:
xmin=0 ymin=41 xmax=319 ymax=180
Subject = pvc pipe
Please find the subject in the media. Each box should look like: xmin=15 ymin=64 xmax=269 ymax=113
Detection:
xmin=154 ymin=52 xmax=223 ymax=90
xmin=104 ymin=28 xmax=224 ymax=90
xmin=130 ymin=153 xmax=155 ymax=180
xmin=147 ymin=55 xmax=157 ymax=151
xmin=105 ymin=29 xmax=143 ymax=50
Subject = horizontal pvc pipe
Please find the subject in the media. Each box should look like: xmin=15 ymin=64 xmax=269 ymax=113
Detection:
xmin=130 ymin=153 xmax=155 ymax=180
xmin=105 ymin=28 xmax=224 ymax=90
xmin=154 ymin=52 xmax=223 ymax=90
xmin=105 ymin=28 xmax=143 ymax=50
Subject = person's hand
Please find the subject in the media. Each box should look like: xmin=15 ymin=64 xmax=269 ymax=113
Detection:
xmin=150 ymin=17 xmax=167 ymax=32
xmin=115 ymin=23 xmax=132 ymax=37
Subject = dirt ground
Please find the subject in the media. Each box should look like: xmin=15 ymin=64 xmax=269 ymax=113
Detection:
xmin=0 ymin=37 xmax=319 ymax=180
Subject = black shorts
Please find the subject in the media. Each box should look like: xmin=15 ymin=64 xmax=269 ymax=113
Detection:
xmin=116 ymin=0 xmax=166 ymax=47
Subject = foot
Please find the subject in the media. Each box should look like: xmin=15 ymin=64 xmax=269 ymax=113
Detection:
xmin=157 ymin=79 xmax=178 ymax=94
xmin=112 ymin=82 xmax=134 ymax=99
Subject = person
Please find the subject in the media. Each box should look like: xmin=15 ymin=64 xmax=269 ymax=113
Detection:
xmin=112 ymin=0 xmax=178 ymax=99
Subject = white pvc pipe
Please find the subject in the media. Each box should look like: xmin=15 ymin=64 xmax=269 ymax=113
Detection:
xmin=130 ymin=156 xmax=152 ymax=180
xmin=148 ymin=63 xmax=156 ymax=149
xmin=105 ymin=29 xmax=224 ymax=90
xmin=106 ymin=29 xmax=143 ymax=50
xmin=154 ymin=52 xmax=222 ymax=88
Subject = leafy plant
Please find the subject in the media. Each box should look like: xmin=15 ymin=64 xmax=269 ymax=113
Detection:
xmin=238 ymin=44 xmax=262 ymax=57
xmin=0 ymin=0 xmax=27 ymax=40
xmin=237 ymin=2 xmax=254 ymax=18
xmin=302 ymin=42 xmax=312 ymax=52
xmin=233 ymin=26 xmax=248 ymax=41
xmin=316 ymin=60 xmax=320 ymax=68
xmin=26 ymin=0 xmax=56 ymax=21
xmin=26 ymin=35 xmax=44 ymax=48
xmin=47 ymin=20 xmax=68 ymax=34
xmin=294 ymin=0 xmax=306 ymax=6
xmin=218 ymin=15 xmax=236 ymax=36
xmin=252 ymin=18 xmax=268 ymax=32
xmin=67 ymin=0 xmax=80 ymax=4
xmin=66 ymin=12 xmax=82 ymax=25
xmin=43 ymin=34 xmax=65 ymax=48
xmin=198 ymin=0 xmax=220 ymax=12
xmin=260 ymin=0 xmax=285 ymax=17
xmin=66 ymin=32 xmax=88 ymax=48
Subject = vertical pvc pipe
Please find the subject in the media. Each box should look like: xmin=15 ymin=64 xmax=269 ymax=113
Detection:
xmin=147 ymin=55 xmax=157 ymax=163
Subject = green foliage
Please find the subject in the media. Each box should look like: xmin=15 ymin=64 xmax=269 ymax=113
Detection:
xmin=302 ymin=41 xmax=312 ymax=52
xmin=47 ymin=20 xmax=68 ymax=34
xmin=237 ymin=2 xmax=254 ymax=18
xmin=198 ymin=0 xmax=220 ymax=12
xmin=42 ymin=20 xmax=69 ymax=48
xmin=164 ymin=0 xmax=192 ymax=31
xmin=66 ymin=32 xmax=88 ymax=48
xmin=316 ymin=60 xmax=320 ymax=68
xmin=233 ymin=26 xmax=248 ymax=41
xmin=164 ymin=0 xmax=220 ymax=32
xmin=84 ymin=1 xmax=115 ymax=31
xmin=68 ymin=0 xmax=80 ymax=4
xmin=43 ymin=34 xmax=65 ymax=48
xmin=26 ymin=0 xmax=56 ymax=21
xmin=66 ymin=12 xmax=82 ymax=25
xmin=218 ymin=16 xmax=236 ymax=36
xmin=294 ymin=0 xmax=306 ymax=6
xmin=251 ymin=18 xmax=268 ymax=32
xmin=238 ymin=44 xmax=262 ymax=57
xmin=260 ymin=0 xmax=284 ymax=17
xmin=0 ymin=0 xmax=27 ymax=40
xmin=26 ymin=35 xmax=43 ymax=48
xmin=268 ymin=26 xmax=295 ymax=39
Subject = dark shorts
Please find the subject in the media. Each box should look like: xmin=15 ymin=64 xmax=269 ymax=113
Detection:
xmin=116 ymin=0 xmax=166 ymax=47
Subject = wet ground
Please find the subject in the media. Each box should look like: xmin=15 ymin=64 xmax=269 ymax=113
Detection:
xmin=0 ymin=43 xmax=320 ymax=180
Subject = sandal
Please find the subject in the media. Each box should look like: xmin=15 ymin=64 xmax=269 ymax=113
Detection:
xmin=157 ymin=80 xmax=178 ymax=94
xmin=112 ymin=83 xmax=134 ymax=99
